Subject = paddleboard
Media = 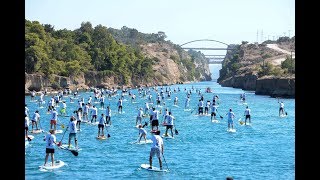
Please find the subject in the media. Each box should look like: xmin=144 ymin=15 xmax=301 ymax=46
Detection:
xmin=55 ymin=130 xmax=63 ymax=134
xmin=172 ymin=105 xmax=179 ymax=108
xmin=134 ymin=139 xmax=153 ymax=144
xmin=59 ymin=144 xmax=82 ymax=151
xmin=25 ymin=135 xmax=35 ymax=141
xmin=227 ymin=128 xmax=236 ymax=133
xmin=211 ymin=120 xmax=219 ymax=123
xmin=194 ymin=114 xmax=210 ymax=117
xmin=25 ymin=140 xmax=29 ymax=147
xmin=162 ymin=134 xmax=174 ymax=139
xmin=280 ymin=114 xmax=287 ymax=118
xmin=184 ymin=109 xmax=191 ymax=111
xmin=96 ymin=135 xmax=107 ymax=140
xmin=39 ymin=160 xmax=65 ymax=170
xmin=140 ymin=164 xmax=168 ymax=172
xmin=29 ymin=129 xmax=44 ymax=134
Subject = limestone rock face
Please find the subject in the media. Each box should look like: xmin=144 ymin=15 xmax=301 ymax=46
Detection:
xmin=255 ymin=77 xmax=295 ymax=98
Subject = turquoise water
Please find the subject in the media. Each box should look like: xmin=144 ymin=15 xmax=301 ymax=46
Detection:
xmin=25 ymin=80 xmax=295 ymax=179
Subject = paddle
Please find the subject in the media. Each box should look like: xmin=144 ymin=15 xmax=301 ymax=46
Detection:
xmin=57 ymin=127 xmax=68 ymax=147
xmin=190 ymin=107 xmax=197 ymax=114
xmin=105 ymin=124 xmax=111 ymax=138
xmin=59 ymin=146 xmax=79 ymax=156
xmin=162 ymin=153 xmax=169 ymax=170
xmin=216 ymin=109 xmax=223 ymax=119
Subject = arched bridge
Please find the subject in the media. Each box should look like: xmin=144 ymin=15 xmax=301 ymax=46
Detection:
xmin=180 ymin=39 xmax=232 ymax=64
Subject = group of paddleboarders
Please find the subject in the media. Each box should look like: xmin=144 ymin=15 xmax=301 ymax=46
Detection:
xmin=25 ymin=85 xmax=287 ymax=171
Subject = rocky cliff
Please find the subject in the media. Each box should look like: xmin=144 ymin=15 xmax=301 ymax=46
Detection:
xmin=217 ymin=37 xmax=295 ymax=98
xmin=25 ymin=42 xmax=211 ymax=93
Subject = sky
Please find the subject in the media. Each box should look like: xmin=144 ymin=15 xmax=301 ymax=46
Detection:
xmin=25 ymin=0 xmax=295 ymax=55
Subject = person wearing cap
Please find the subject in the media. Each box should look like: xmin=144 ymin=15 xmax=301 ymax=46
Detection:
xmin=149 ymin=130 xmax=164 ymax=170
xmin=226 ymin=108 xmax=235 ymax=130
xmin=67 ymin=116 xmax=78 ymax=149
xmin=136 ymin=107 xmax=144 ymax=125
xmin=244 ymin=106 xmax=251 ymax=125
xmin=43 ymin=129 xmax=58 ymax=167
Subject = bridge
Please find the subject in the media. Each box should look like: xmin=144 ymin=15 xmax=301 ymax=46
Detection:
xmin=180 ymin=39 xmax=231 ymax=64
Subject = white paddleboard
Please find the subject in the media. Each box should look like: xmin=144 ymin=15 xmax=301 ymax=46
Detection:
xmin=140 ymin=164 xmax=168 ymax=172
xmin=25 ymin=140 xmax=29 ymax=147
xmin=60 ymin=144 xmax=82 ymax=151
xmin=134 ymin=139 xmax=153 ymax=144
xmin=162 ymin=134 xmax=174 ymax=139
xmin=211 ymin=120 xmax=219 ymax=123
xmin=39 ymin=160 xmax=65 ymax=170
xmin=96 ymin=135 xmax=107 ymax=140
xmin=55 ymin=130 xmax=63 ymax=134
xmin=280 ymin=114 xmax=287 ymax=118
xmin=29 ymin=129 xmax=44 ymax=134
xmin=184 ymin=109 xmax=191 ymax=111
xmin=227 ymin=128 xmax=236 ymax=133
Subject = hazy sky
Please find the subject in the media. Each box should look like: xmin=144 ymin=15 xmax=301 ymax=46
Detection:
xmin=25 ymin=0 xmax=295 ymax=48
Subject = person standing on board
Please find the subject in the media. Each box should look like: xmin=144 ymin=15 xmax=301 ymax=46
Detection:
xmin=50 ymin=108 xmax=58 ymax=130
xmin=67 ymin=116 xmax=78 ymax=149
xmin=226 ymin=108 xmax=235 ymax=130
xmin=185 ymin=96 xmax=190 ymax=109
xmin=278 ymin=98 xmax=285 ymax=116
xmin=106 ymin=106 xmax=112 ymax=125
xmin=31 ymin=110 xmax=41 ymax=131
xmin=136 ymin=108 xmax=144 ymax=125
xmin=117 ymin=98 xmax=123 ymax=114
xmin=76 ymin=108 xmax=83 ymax=130
xmin=164 ymin=111 xmax=174 ymax=137
xmin=90 ymin=105 xmax=98 ymax=123
xmin=151 ymin=107 xmax=160 ymax=131
xmin=43 ymin=129 xmax=58 ymax=167
xmin=244 ymin=106 xmax=251 ymax=125
xmin=149 ymin=130 xmax=164 ymax=170
xmin=210 ymin=104 xmax=218 ymax=121
xmin=25 ymin=114 xmax=31 ymax=141
xmin=137 ymin=124 xmax=148 ymax=143
xmin=97 ymin=113 xmax=106 ymax=137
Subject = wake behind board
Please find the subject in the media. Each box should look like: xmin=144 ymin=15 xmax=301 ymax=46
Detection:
xmin=140 ymin=164 xmax=168 ymax=172
xmin=39 ymin=160 xmax=65 ymax=170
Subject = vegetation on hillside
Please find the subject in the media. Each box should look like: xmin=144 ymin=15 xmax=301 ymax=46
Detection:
xmin=218 ymin=36 xmax=295 ymax=81
xmin=25 ymin=20 xmax=208 ymax=85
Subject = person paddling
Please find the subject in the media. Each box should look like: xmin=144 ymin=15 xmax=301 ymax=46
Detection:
xmin=43 ymin=129 xmax=58 ymax=167
xmin=137 ymin=124 xmax=148 ymax=143
xmin=98 ymin=113 xmax=106 ymax=137
xmin=244 ymin=106 xmax=251 ymax=125
xmin=149 ymin=130 xmax=164 ymax=170
xmin=67 ymin=116 xmax=78 ymax=149
xmin=226 ymin=108 xmax=235 ymax=130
